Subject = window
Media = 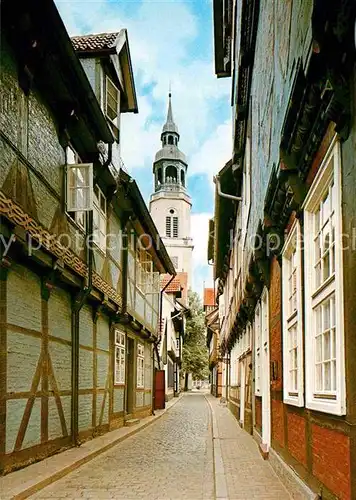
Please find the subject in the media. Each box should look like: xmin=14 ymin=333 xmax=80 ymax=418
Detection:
xmin=242 ymin=135 xmax=251 ymax=245
xmin=282 ymin=220 xmax=304 ymax=406
xmin=173 ymin=216 xmax=179 ymax=238
xmin=166 ymin=210 xmax=179 ymax=238
xmin=137 ymin=343 xmax=144 ymax=388
xmin=304 ymin=139 xmax=345 ymax=415
xmin=106 ymin=76 xmax=120 ymax=124
xmin=136 ymin=248 xmax=154 ymax=293
xmin=115 ymin=330 xmax=126 ymax=384
xmin=93 ymin=185 xmax=107 ymax=252
xmin=254 ymin=305 xmax=261 ymax=395
xmin=66 ymin=147 xmax=92 ymax=230
xmin=105 ymin=76 xmax=120 ymax=141
xmin=171 ymin=256 xmax=178 ymax=269
xmin=168 ymin=135 xmax=173 ymax=145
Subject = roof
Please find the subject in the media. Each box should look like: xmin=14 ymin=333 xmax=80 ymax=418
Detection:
xmin=162 ymin=93 xmax=179 ymax=135
xmin=161 ymin=272 xmax=188 ymax=303
xmin=1 ymin=0 xmax=114 ymax=153
xmin=203 ymin=288 xmax=215 ymax=307
xmin=71 ymin=32 xmax=121 ymax=53
xmin=72 ymin=30 xmax=138 ymax=114
xmin=161 ymin=275 xmax=182 ymax=293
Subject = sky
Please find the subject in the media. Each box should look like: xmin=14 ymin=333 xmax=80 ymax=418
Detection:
xmin=56 ymin=0 xmax=232 ymax=296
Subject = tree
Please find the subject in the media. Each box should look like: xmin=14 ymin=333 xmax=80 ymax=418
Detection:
xmin=182 ymin=291 xmax=209 ymax=390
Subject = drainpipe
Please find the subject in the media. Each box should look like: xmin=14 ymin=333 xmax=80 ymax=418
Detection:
xmin=213 ymin=175 xmax=242 ymax=202
xmin=152 ymin=273 xmax=175 ymax=413
xmin=71 ymin=209 xmax=93 ymax=446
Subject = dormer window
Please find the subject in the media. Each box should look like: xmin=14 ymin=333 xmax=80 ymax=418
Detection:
xmin=105 ymin=76 xmax=120 ymax=141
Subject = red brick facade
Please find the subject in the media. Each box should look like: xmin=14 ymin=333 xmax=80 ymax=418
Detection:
xmin=287 ymin=412 xmax=307 ymax=466
xmin=271 ymin=400 xmax=285 ymax=447
xmin=311 ymin=425 xmax=351 ymax=500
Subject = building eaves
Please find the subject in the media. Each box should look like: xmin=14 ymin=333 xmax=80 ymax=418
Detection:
xmin=214 ymin=159 xmax=236 ymax=280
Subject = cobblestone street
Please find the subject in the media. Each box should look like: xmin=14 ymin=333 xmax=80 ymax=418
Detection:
xmin=31 ymin=394 xmax=214 ymax=500
xmin=28 ymin=393 xmax=291 ymax=500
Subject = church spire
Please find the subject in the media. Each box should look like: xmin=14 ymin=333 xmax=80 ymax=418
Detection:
xmin=162 ymin=92 xmax=179 ymax=136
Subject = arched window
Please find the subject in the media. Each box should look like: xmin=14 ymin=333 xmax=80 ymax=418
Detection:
xmin=180 ymin=169 xmax=185 ymax=187
xmin=175 ymin=137 xmax=178 ymax=145
xmin=165 ymin=165 xmax=177 ymax=183
xmin=163 ymin=136 xmax=167 ymax=145
xmin=166 ymin=209 xmax=179 ymax=238
xmin=168 ymin=135 xmax=173 ymax=145
xmin=157 ymin=167 xmax=162 ymax=184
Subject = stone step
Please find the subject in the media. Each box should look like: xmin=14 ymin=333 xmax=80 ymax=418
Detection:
xmin=124 ymin=418 xmax=140 ymax=427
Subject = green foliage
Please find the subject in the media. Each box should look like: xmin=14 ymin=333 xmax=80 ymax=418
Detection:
xmin=182 ymin=291 xmax=209 ymax=381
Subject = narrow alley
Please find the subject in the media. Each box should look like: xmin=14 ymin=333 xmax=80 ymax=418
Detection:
xmin=27 ymin=394 xmax=290 ymax=500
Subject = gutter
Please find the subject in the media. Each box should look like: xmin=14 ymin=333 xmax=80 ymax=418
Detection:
xmin=71 ymin=210 xmax=93 ymax=446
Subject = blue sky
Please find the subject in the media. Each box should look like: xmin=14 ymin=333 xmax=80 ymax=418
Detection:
xmin=56 ymin=0 xmax=232 ymax=296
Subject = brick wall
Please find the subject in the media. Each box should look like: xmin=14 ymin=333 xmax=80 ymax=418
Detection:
xmin=272 ymin=400 xmax=285 ymax=447
xmin=287 ymin=412 xmax=306 ymax=466
xmin=312 ymin=425 xmax=351 ymax=500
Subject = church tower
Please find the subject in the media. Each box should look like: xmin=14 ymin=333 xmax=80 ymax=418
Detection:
xmin=149 ymin=93 xmax=193 ymax=287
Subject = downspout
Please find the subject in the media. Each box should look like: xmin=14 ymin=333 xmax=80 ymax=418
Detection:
xmin=121 ymin=219 xmax=129 ymax=419
xmin=71 ymin=210 xmax=93 ymax=446
xmin=214 ymin=175 xmax=242 ymax=202
xmin=152 ymin=273 xmax=175 ymax=413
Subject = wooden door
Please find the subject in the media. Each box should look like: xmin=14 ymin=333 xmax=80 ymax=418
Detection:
xmin=154 ymin=370 xmax=165 ymax=410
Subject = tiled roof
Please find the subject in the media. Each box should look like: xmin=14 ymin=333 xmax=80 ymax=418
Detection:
xmin=203 ymin=288 xmax=215 ymax=307
xmin=71 ymin=32 xmax=120 ymax=52
xmin=160 ymin=275 xmax=182 ymax=293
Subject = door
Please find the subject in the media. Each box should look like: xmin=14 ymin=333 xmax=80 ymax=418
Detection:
xmin=240 ymin=359 xmax=246 ymax=426
xmin=155 ymin=370 xmax=165 ymax=409
xmin=261 ymin=289 xmax=271 ymax=449
xmin=126 ymin=337 xmax=134 ymax=414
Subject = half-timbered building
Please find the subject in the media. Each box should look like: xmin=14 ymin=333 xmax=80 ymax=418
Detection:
xmin=0 ymin=0 xmax=174 ymax=475
xmin=211 ymin=0 xmax=355 ymax=498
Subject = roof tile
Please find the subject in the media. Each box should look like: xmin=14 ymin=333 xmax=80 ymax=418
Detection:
xmin=203 ymin=288 xmax=215 ymax=307
xmin=71 ymin=32 xmax=120 ymax=52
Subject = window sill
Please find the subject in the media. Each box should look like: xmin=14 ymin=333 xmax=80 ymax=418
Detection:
xmin=114 ymin=383 xmax=125 ymax=388
xmin=306 ymin=397 xmax=345 ymax=416
xmin=284 ymin=395 xmax=304 ymax=407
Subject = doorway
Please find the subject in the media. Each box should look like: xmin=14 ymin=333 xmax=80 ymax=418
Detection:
xmin=126 ymin=337 xmax=135 ymax=414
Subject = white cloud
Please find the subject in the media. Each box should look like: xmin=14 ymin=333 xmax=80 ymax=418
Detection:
xmin=191 ymin=213 xmax=213 ymax=295
xmin=189 ymin=120 xmax=232 ymax=186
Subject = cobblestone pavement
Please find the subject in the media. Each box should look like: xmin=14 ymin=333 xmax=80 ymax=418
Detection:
xmin=208 ymin=396 xmax=291 ymax=500
xmin=31 ymin=394 xmax=214 ymax=500
xmin=31 ymin=394 xmax=291 ymax=500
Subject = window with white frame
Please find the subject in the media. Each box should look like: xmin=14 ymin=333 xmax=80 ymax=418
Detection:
xmin=66 ymin=147 xmax=93 ymax=230
xmin=136 ymin=248 xmax=154 ymax=293
xmin=114 ymin=330 xmax=125 ymax=384
xmin=242 ymin=135 xmax=251 ymax=244
xmin=254 ymin=305 xmax=261 ymax=395
xmin=105 ymin=76 xmax=120 ymax=140
xmin=282 ymin=220 xmax=304 ymax=406
xmin=304 ymin=138 xmax=345 ymax=415
xmin=93 ymin=185 xmax=107 ymax=252
xmin=137 ymin=343 xmax=145 ymax=388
